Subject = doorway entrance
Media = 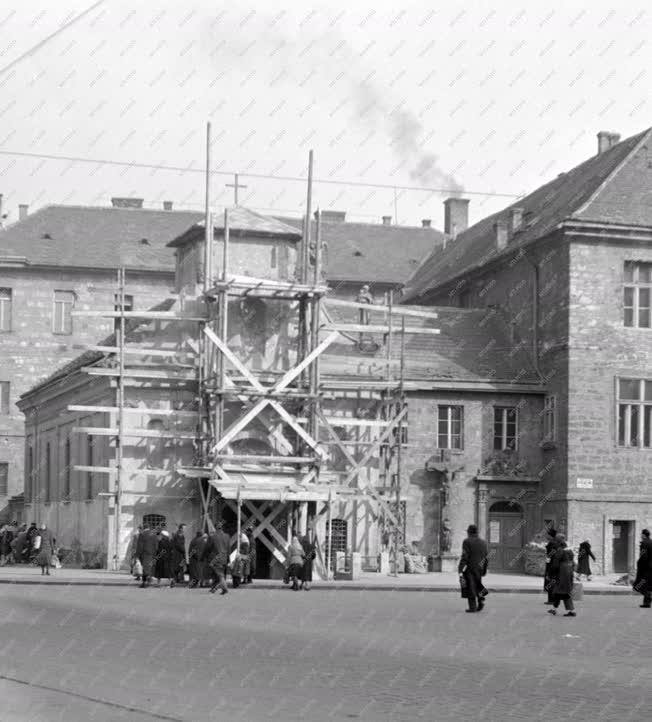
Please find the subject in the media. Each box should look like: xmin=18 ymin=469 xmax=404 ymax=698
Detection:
xmin=612 ymin=520 xmax=632 ymax=573
xmin=488 ymin=501 xmax=525 ymax=572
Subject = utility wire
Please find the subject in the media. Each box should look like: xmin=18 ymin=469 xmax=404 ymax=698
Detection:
xmin=0 ymin=1 xmax=106 ymax=78
xmin=0 ymin=149 xmax=522 ymax=199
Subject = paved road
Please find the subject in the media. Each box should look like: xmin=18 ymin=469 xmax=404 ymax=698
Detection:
xmin=0 ymin=583 xmax=649 ymax=722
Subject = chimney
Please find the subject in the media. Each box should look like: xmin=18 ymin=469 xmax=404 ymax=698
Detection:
xmin=597 ymin=131 xmax=621 ymax=155
xmin=320 ymin=210 xmax=346 ymax=223
xmin=494 ymin=219 xmax=509 ymax=250
xmin=443 ymin=197 xmax=469 ymax=239
xmin=163 ymin=200 xmax=173 ymax=211
xmin=509 ymin=207 xmax=523 ymax=235
xmin=421 ymin=219 xmax=432 ymax=228
xmin=18 ymin=204 xmax=28 ymax=220
xmin=382 ymin=215 xmax=392 ymax=226
xmin=111 ymin=197 xmax=144 ymax=209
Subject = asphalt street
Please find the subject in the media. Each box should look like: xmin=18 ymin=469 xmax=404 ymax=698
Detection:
xmin=0 ymin=583 xmax=650 ymax=722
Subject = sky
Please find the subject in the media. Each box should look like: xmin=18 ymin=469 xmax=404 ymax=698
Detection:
xmin=0 ymin=0 xmax=651 ymax=229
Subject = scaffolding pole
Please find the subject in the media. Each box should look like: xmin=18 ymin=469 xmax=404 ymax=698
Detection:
xmin=113 ymin=267 xmax=126 ymax=570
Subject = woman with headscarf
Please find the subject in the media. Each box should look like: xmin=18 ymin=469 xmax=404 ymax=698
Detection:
xmin=547 ymin=534 xmax=577 ymax=617
xmin=287 ymin=536 xmax=305 ymax=591
xmin=35 ymin=524 xmax=55 ymax=576
xmin=300 ymin=528 xmax=317 ymax=591
xmin=576 ymin=539 xmax=596 ymax=581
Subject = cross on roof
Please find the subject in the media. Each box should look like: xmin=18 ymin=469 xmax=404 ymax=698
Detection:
xmin=226 ymin=173 xmax=248 ymax=205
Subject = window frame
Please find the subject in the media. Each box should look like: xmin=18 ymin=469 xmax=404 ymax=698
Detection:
xmin=86 ymin=435 xmax=94 ymax=500
xmin=63 ymin=437 xmax=72 ymax=502
xmin=0 ymin=381 xmax=9 ymax=415
xmin=623 ymin=261 xmax=652 ymax=328
xmin=45 ymin=442 xmax=52 ymax=503
xmin=0 ymin=288 xmax=13 ymax=332
xmin=53 ymin=290 xmax=76 ymax=335
xmin=616 ymin=377 xmax=652 ymax=448
xmin=113 ymin=293 xmax=134 ymax=312
xmin=437 ymin=405 xmax=464 ymax=450
xmin=493 ymin=406 xmax=518 ymax=451
xmin=0 ymin=462 xmax=8 ymax=496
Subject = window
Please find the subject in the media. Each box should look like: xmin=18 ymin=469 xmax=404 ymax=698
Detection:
xmin=63 ymin=438 xmax=72 ymax=501
xmin=0 ymin=381 xmax=9 ymax=415
xmin=270 ymin=246 xmax=277 ymax=269
xmin=86 ymin=435 xmax=94 ymax=500
xmin=114 ymin=294 xmax=134 ymax=312
xmin=617 ymin=378 xmax=652 ymax=447
xmin=143 ymin=513 xmax=166 ymax=531
xmin=0 ymin=288 xmax=12 ymax=331
xmin=494 ymin=407 xmax=518 ymax=450
xmin=543 ymin=395 xmax=556 ymax=442
xmin=26 ymin=446 xmax=33 ymax=502
xmin=437 ymin=406 xmax=464 ymax=450
xmin=624 ymin=261 xmax=652 ymax=328
xmin=326 ymin=519 xmax=348 ymax=555
xmin=45 ymin=442 xmax=51 ymax=503
xmin=0 ymin=463 xmax=7 ymax=496
xmin=53 ymin=290 xmax=75 ymax=334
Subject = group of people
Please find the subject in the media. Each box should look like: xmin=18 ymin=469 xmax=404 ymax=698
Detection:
xmin=131 ymin=522 xmax=317 ymax=594
xmin=0 ymin=521 xmax=57 ymax=575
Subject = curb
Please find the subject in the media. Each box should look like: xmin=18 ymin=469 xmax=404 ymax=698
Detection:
xmin=0 ymin=578 xmax=634 ymax=594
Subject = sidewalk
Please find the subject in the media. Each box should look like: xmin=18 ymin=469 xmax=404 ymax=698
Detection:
xmin=0 ymin=565 xmax=635 ymax=594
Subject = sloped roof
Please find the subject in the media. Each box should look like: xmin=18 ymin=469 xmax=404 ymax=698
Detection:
xmin=321 ymin=303 xmax=540 ymax=384
xmin=167 ymin=206 xmax=302 ymax=247
xmin=0 ymin=205 xmax=203 ymax=271
xmin=403 ymin=127 xmax=652 ymax=301
xmin=276 ymin=216 xmax=443 ymax=285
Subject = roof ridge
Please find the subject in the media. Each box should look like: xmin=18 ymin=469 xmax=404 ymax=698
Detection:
xmin=571 ymin=126 xmax=652 ymax=218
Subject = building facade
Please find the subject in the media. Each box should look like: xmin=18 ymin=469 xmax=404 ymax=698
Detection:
xmin=403 ymin=128 xmax=652 ymax=574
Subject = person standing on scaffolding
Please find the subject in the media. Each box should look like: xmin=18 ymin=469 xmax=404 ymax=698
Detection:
xmin=357 ymin=285 xmax=374 ymax=325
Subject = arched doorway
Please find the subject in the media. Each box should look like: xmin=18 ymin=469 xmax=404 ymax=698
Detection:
xmin=488 ymin=501 xmax=525 ymax=572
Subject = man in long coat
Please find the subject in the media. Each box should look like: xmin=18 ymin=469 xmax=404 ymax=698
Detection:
xmin=136 ymin=524 xmax=159 ymax=588
xmin=547 ymin=535 xmax=576 ymax=616
xmin=171 ymin=524 xmax=187 ymax=584
xmin=203 ymin=521 xmax=230 ymax=595
xmin=634 ymin=528 xmax=652 ymax=608
xmin=458 ymin=524 xmax=489 ymax=613
xmin=544 ymin=528 xmax=560 ymax=605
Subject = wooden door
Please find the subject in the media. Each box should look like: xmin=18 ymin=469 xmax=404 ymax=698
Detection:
xmin=488 ymin=502 xmax=524 ymax=572
xmin=612 ymin=521 xmax=630 ymax=573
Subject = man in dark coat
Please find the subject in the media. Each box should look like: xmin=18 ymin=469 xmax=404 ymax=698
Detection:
xmin=171 ymin=524 xmax=187 ymax=584
xmin=203 ymin=521 xmax=230 ymax=595
xmin=136 ymin=524 xmax=159 ymax=588
xmin=458 ymin=524 xmax=489 ymax=613
xmin=26 ymin=522 xmax=39 ymax=561
xmin=246 ymin=527 xmax=256 ymax=583
xmin=544 ymin=528 xmax=559 ymax=604
xmin=547 ymin=534 xmax=576 ymax=616
xmin=300 ymin=528 xmax=317 ymax=591
xmin=0 ymin=524 xmax=13 ymax=565
xmin=188 ymin=531 xmax=208 ymax=588
xmin=155 ymin=525 xmax=175 ymax=587
xmin=634 ymin=528 xmax=652 ymax=608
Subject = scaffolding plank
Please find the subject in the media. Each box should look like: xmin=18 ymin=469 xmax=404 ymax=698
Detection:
xmin=83 ymin=367 xmax=196 ymax=380
xmin=87 ymin=345 xmax=197 ymax=359
xmin=68 ymin=405 xmax=197 ymax=417
xmin=213 ymin=453 xmax=317 ymax=465
xmin=322 ymin=323 xmax=440 ymax=335
xmin=72 ymin=426 xmax=197 ymax=439
xmin=72 ymin=310 xmax=207 ymax=320
xmin=324 ymin=298 xmax=439 ymax=320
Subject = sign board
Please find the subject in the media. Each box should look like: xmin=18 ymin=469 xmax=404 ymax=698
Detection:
xmin=576 ymin=478 xmax=593 ymax=489
xmin=489 ymin=520 xmax=501 ymax=544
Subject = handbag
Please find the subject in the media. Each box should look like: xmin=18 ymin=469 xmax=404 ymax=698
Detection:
xmin=459 ymin=573 xmax=469 ymax=599
xmin=133 ymin=559 xmax=143 ymax=576
xmin=571 ymin=582 xmax=583 ymax=602
xmin=51 ymin=554 xmax=61 ymax=569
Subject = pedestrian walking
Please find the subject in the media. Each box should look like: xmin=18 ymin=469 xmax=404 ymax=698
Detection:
xmin=576 ymin=539 xmax=596 ymax=581
xmin=0 ymin=523 xmax=13 ymax=565
xmin=204 ymin=521 xmax=230 ymax=595
xmin=136 ymin=524 xmax=158 ymax=588
xmin=155 ymin=524 xmax=175 ymax=587
xmin=300 ymin=528 xmax=317 ymax=591
xmin=547 ymin=534 xmax=576 ymax=617
xmin=188 ymin=531 xmax=208 ymax=588
xmin=238 ymin=528 xmax=251 ymax=584
xmin=128 ymin=526 xmax=143 ymax=580
xmin=543 ymin=528 xmax=560 ymax=605
xmin=457 ymin=524 xmax=489 ymax=613
xmin=633 ymin=528 xmax=652 ymax=608
xmin=171 ymin=524 xmax=187 ymax=584
xmin=13 ymin=524 xmax=27 ymax=564
xmin=287 ymin=535 xmax=305 ymax=591
xmin=26 ymin=522 xmax=39 ymax=562
xmin=35 ymin=524 xmax=55 ymax=576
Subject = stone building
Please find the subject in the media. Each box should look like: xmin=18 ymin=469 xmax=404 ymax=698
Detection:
xmin=0 ymin=199 xmax=441 ymax=521
xmin=19 ymin=205 xmax=544 ymax=574
xmin=403 ymin=128 xmax=652 ymax=575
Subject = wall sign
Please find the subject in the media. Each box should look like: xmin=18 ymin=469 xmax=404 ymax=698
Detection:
xmin=489 ymin=520 xmax=501 ymax=544
xmin=576 ymin=478 xmax=593 ymax=489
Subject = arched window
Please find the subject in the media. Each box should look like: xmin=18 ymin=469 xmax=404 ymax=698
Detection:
xmin=143 ymin=514 xmax=166 ymax=531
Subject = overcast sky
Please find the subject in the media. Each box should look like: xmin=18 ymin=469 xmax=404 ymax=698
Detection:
xmin=0 ymin=0 xmax=650 ymax=229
